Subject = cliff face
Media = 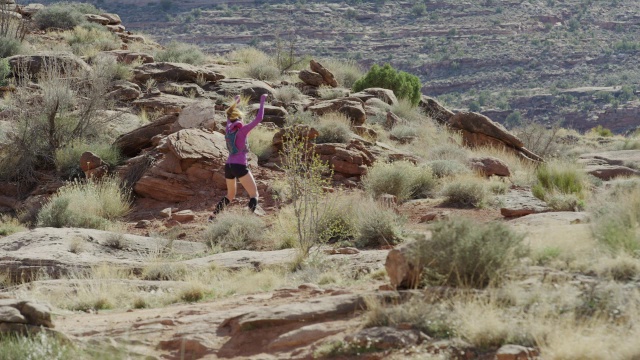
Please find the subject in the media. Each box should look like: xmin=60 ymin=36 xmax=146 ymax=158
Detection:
xmin=37 ymin=0 xmax=640 ymax=133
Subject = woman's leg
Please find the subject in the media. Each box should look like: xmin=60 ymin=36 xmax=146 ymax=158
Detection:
xmin=226 ymin=178 xmax=237 ymax=201
xmin=238 ymin=172 xmax=259 ymax=212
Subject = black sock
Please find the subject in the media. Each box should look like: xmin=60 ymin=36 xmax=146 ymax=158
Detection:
xmin=248 ymin=197 xmax=258 ymax=212
xmin=213 ymin=197 xmax=231 ymax=214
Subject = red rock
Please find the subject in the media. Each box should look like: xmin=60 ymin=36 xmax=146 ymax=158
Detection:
xmin=79 ymin=152 xmax=105 ymax=172
xmin=470 ymin=156 xmax=511 ymax=177
xmin=172 ymin=210 xmax=195 ymax=223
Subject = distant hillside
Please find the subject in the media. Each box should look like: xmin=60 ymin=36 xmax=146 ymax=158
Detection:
xmin=36 ymin=0 xmax=640 ymax=133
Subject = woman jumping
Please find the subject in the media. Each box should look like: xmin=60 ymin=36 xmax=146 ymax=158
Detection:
xmin=211 ymin=93 xmax=267 ymax=219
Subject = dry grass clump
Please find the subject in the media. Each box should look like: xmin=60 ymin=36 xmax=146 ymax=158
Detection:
xmin=0 ymin=216 xmax=26 ymax=237
xmin=315 ymin=112 xmax=353 ymax=144
xmin=426 ymin=143 xmax=470 ymax=163
xmin=141 ymin=262 xmax=188 ymax=281
xmin=363 ymin=161 xmax=436 ymax=202
xmin=318 ymin=86 xmax=348 ymax=100
xmin=532 ymin=160 xmax=590 ymax=210
xmin=365 ymin=297 xmax=454 ymax=338
xmin=318 ymin=58 xmax=363 ymax=88
xmin=224 ymin=47 xmax=280 ymax=80
xmin=203 ymin=210 xmax=267 ymax=252
xmin=154 ymin=40 xmax=207 ymax=65
xmin=390 ymin=99 xmax=424 ymax=122
xmin=355 ymin=197 xmax=405 ymax=248
xmin=440 ymin=175 xmax=489 ymax=208
xmin=273 ymin=85 xmax=305 ymax=103
xmin=426 ymin=160 xmax=470 ymax=179
xmin=590 ymin=179 xmax=640 ymax=254
xmin=37 ymin=177 xmax=131 ymax=230
xmin=248 ymin=126 xmax=276 ymax=162
xmin=0 ymin=332 xmax=79 ymax=360
xmin=414 ymin=218 xmax=527 ymax=288
xmin=65 ymin=25 xmax=120 ymax=57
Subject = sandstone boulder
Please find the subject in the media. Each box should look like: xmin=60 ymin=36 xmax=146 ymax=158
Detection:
xmin=114 ymin=113 xmax=178 ymax=157
xmin=107 ymin=81 xmax=142 ymax=101
xmin=106 ymin=24 xmax=125 ymax=33
xmin=315 ymin=140 xmax=375 ymax=177
xmin=579 ymin=150 xmax=640 ymax=180
xmin=133 ymin=62 xmax=224 ymax=84
xmin=172 ymin=210 xmax=195 ymax=223
xmin=308 ymin=98 xmax=366 ymax=126
xmin=247 ymin=103 xmax=288 ymax=127
xmin=84 ymin=14 xmax=109 ymax=25
xmin=496 ymin=344 xmax=539 ymax=360
xmin=7 ymin=53 xmax=91 ymax=78
xmin=350 ymin=88 xmax=398 ymax=106
xmin=419 ymin=95 xmax=454 ymax=124
xmin=310 ymin=59 xmax=338 ymax=87
xmin=268 ymin=323 xmax=342 ymax=350
xmin=298 ymin=70 xmax=324 ymax=87
xmin=0 ymin=299 xmax=54 ymax=335
xmin=177 ymin=101 xmax=217 ymax=130
xmin=100 ymin=13 xmax=122 ymax=25
xmin=385 ymin=242 xmax=421 ymax=289
xmin=133 ymin=93 xmax=198 ymax=114
xmin=204 ymin=78 xmax=275 ymax=102
xmin=103 ymin=49 xmax=154 ymax=64
xmin=498 ymin=189 xmax=550 ymax=218
xmin=79 ymin=152 xmax=105 ymax=172
xmin=469 ymin=156 xmax=511 ymax=177
xmin=272 ymin=125 xmax=319 ymax=152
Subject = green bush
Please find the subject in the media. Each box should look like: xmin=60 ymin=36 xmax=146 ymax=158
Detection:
xmin=588 ymin=125 xmax=614 ymax=137
xmin=0 ymin=36 xmax=21 ymax=58
xmin=532 ymin=161 xmax=589 ymax=205
xmin=34 ymin=2 xmax=100 ymax=30
xmin=37 ymin=177 xmax=131 ymax=230
xmin=55 ymin=141 xmax=121 ymax=179
xmin=0 ymin=333 xmax=77 ymax=360
xmin=317 ymin=199 xmax=358 ymax=244
xmin=440 ymin=176 xmax=489 ymax=207
xmin=0 ymin=216 xmax=26 ymax=236
xmin=155 ymin=41 xmax=207 ymax=65
xmin=352 ymin=64 xmax=422 ymax=106
xmin=203 ymin=210 xmax=266 ymax=252
xmin=413 ymin=218 xmax=527 ymax=288
xmin=363 ymin=161 xmax=436 ymax=202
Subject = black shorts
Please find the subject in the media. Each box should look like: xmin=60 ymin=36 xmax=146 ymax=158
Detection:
xmin=224 ymin=163 xmax=249 ymax=179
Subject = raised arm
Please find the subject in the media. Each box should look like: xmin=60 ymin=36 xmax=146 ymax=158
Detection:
xmin=240 ymin=94 xmax=268 ymax=133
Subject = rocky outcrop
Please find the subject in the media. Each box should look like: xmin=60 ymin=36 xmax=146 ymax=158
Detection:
xmin=469 ymin=156 xmax=511 ymax=177
xmin=449 ymin=112 xmax=542 ymax=162
xmin=114 ymin=113 xmax=178 ymax=157
xmin=497 ymin=189 xmax=550 ymax=218
xmin=100 ymin=13 xmax=122 ymax=25
xmin=247 ymin=103 xmax=288 ymax=127
xmin=79 ymin=152 xmax=108 ymax=179
xmin=385 ymin=242 xmax=421 ymax=289
xmin=419 ymin=95 xmax=454 ymax=124
xmin=132 ymin=129 xmax=240 ymax=202
xmin=345 ymin=327 xmax=421 ymax=350
xmin=133 ymin=62 xmax=224 ymax=84
xmin=7 ymin=53 xmax=92 ymax=78
xmin=315 ymin=140 xmax=375 ymax=177
xmin=351 ymin=88 xmax=399 ymax=106
xmin=103 ymin=49 xmax=154 ymax=64
xmin=0 ymin=299 xmax=55 ymax=335
xmin=132 ymin=93 xmax=198 ymax=113
xmin=203 ymin=78 xmax=275 ymax=102
xmin=157 ymin=82 xmax=205 ymax=97
xmin=308 ymin=98 xmax=366 ymax=126
xmin=298 ymin=70 xmax=324 ymax=87
xmin=107 ymin=80 xmax=142 ymax=101
xmin=85 ymin=14 xmax=110 ymax=25
xmin=310 ymin=60 xmax=338 ymax=87
xmin=579 ymin=150 xmax=640 ymax=180
xmin=298 ymin=60 xmax=339 ymax=88
xmin=176 ymin=101 xmax=219 ymax=131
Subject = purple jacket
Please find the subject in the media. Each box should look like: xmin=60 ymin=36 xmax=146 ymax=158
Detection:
xmin=225 ymin=98 xmax=266 ymax=165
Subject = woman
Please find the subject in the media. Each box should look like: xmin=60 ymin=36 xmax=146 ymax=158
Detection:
xmin=211 ymin=93 xmax=267 ymax=219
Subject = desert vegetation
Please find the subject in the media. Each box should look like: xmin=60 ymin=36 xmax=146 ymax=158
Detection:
xmin=2 ymin=1 xmax=640 ymax=359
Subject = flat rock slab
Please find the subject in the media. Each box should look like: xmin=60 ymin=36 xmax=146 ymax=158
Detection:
xmin=508 ymin=212 xmax=589 ymax=226
xmin=498 ymin=189 xmax=550 ymax=218
xmin=579 ymin=150 xmax=640 ymax=167
xmin=182 ymin=248 xmax=388 ymax=271
xmin=585 ymin=164 xmax=640 ymax=180
xmin=0 ymin=228 xmax=207 ymax=280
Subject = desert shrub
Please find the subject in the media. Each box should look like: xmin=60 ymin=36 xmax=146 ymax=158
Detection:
xmin=203 ymin=210 xmax=266 ymax=252
xmin=441 ymin=176 xmax=489 ymax=207
xmin=412 ymin=218 xmax=527 ymax=288
xmin=356 ymin=198 xmax=404 ymax=248
xmin=284 ymin=111 xmax=316 ymax=126
xmin=155 ymin=41 xmax=207 ymax=65
xmin=55 ymin=141 xmax=121 ymax=179
xmin=588 ymin=125 xmax=614 ymax=137
xmin=428 ymin=159 xmax=470 ymax=178
xmin=37 ymin=177 xmax=131 ymax=230
xmin=532 ymin=161 xmax=589 ymax=207
xmin=390 ymin=99 xmax=425 ymax=122
xmin=390 ymin=124 xmax=418 ymax=140
xmin=273 ymin=85 xmax=304 ymax=103
xmin=245 ymin=60 xmax=280 ymax=81
xmin=315 ymin=113 xmax=352 ymax=143
xmin=34 ymin=2 xmax=100 ymax=30
xmin=320 ymin=58 xmax=363 ymax=88
xmin=363 ymin=161 xmax=435 ymax=202
xmin=0 ymin=333 xmax=78 ymax=360
xmin=142 ymin=262 xmax=188 ymax=281
xmin=0 ymin=59 xmax=9 ymax=86
xmin=318 ymin=86 xmax=347 ymax=100
xmin=427 ymin=143 xmax=469 ymax=162
xmin=317 ymin=196 xmax=358 ymax=244
xmin=66 ymin=25 xmax=120 ymax=57
xmin=365 ymin=297 xmax=454 ymax=338
xmin=248 ymin=127 xmax=275 ymax=162
xmin=353 ymin=64 xmax=422 ymax=106
xmin=513 ymin=122 xmax=562 ymax=159
xmin=591 ymin=180 xmax=640 ymax=253
xmin=0 ymin=216 xmax=25 ymax=236
xmin=0 ymin=36 xmax=21 ymax=58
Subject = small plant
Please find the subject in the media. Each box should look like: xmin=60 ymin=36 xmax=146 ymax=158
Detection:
xmin=34 ymin=2 xmax=100 ymax=30
xmin=588 ymin=125 xmax=614 ymax=137
xmin=318 ymin=86 xmax=347 ymax=100
xmin=0 ymin=58 xmax=9 ymax=86
xmin=441 ymin=175 xmax=489 ymax=208
xmin=66 ymin=25 xmax=120 ymax=57
xmin=142 ymin=262 xmax=188 ymax=281
xmin=591 ymin=181 xmax=640 ymax=254
xmin=179 ymin=284 xmax=207 ymax=303
xmin=315 ymin=113 xmax=353 ymax=144
xmin=428 ymin=159 xmax=470 ymax=178
xmin=132 ymin=297 xmax=149 ymax=309
xmin=273 ymin=85 xmax=304 ymax=103
xmin=248 ymin=127 xmax=275 ymax=163
xmin=37 ymin=177 xmax=131 ymax=230
xmin=245 ymin=60 xmax=280 ymax=81
xmin=0 ymin=36 xmax=21 ymax=58
xmin=68 ymin=236 xmax=86 ymax=254
xmin=413 ymin=218 xmax=527 ymax=288
xmin=363 ymin=161 xmax=436 ymax=202
xmin=103 ymin=233 xmax=127 ymax=250
xmin=532 ymin=161 xmax=589 ymax=207
xmin=203 ymin=210 xmax=267 ymax=252
xmin=155 ymin=41 xmax=207 ymax=65
xmin=356 ymin=198 xmax=404 ymax=248
xmin=352 ymin=64 xmax=422 ymax=106
xmin=0 ymin=216 xmax=25 ymax=236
